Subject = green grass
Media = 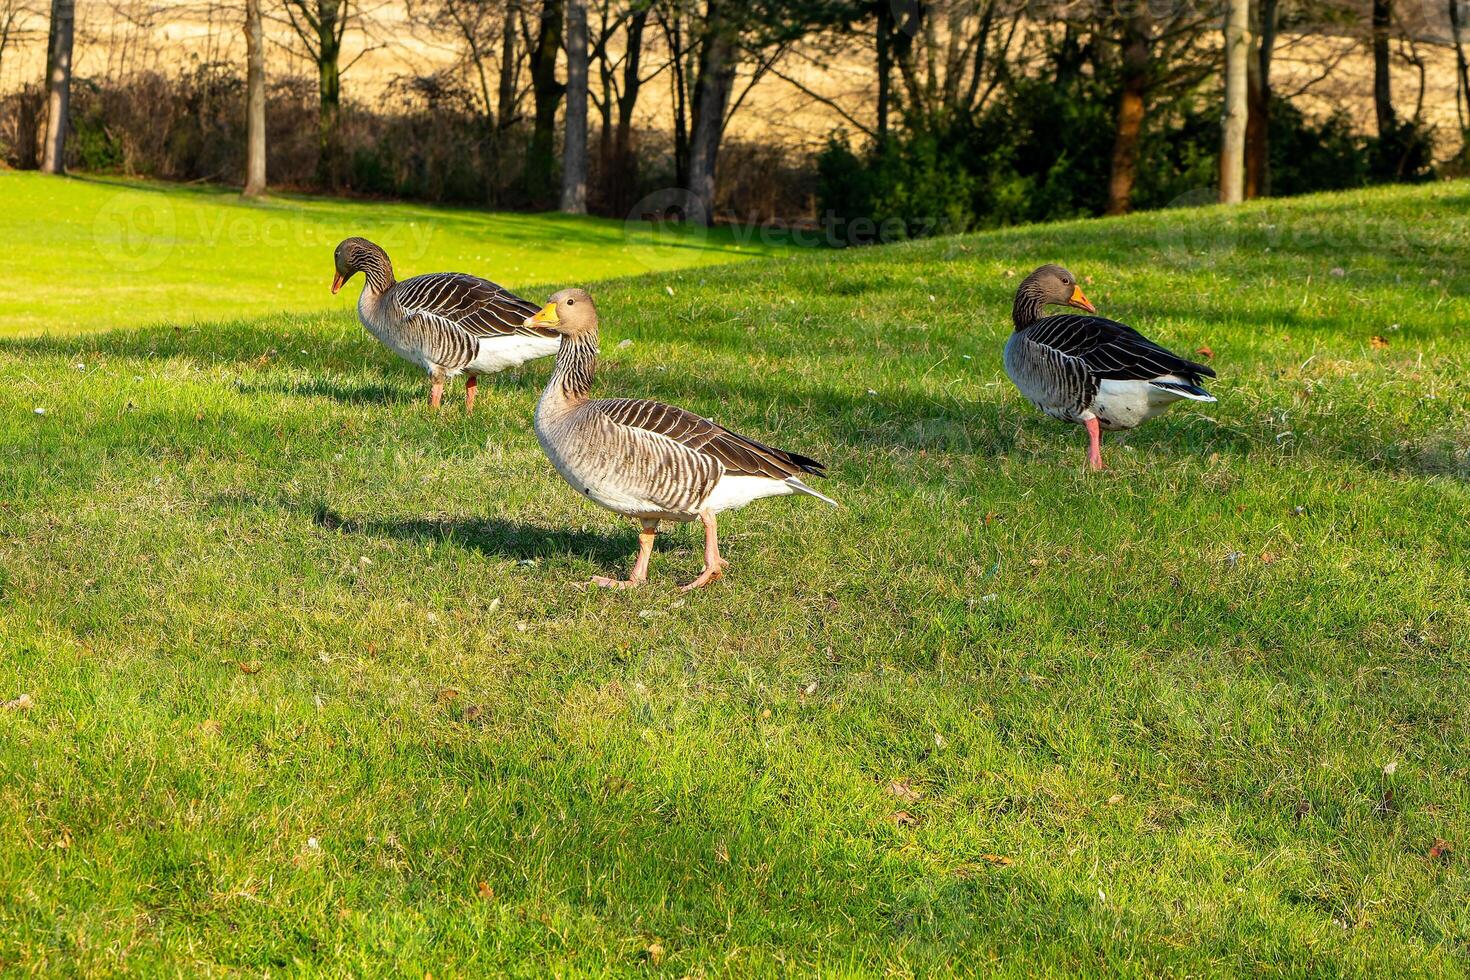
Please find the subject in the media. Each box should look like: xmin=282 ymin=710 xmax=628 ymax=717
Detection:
xmin=0 ymin=172 xmax=794 ymax=335
xmin=2 ymin=175 xmax=1469 ymax=975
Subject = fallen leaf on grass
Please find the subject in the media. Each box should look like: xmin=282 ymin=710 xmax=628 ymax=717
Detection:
xmin=1429 ymin=839 xmax=1453 ymax=862
xmin=1369 ymin=335 xmax=1389 ymax=349
xmin=436 ymin=688 xmax=460 ymax=704
xmin=1195 ymin=345 xmax=1215 ymax=359
xmin=886 ymin=779 xmax=922 ymax=803
xmin=464 ymin=704 xmax=484 ymax=723
xmin=1260 ymin=552 xmax=1279 ymax=564
xmin=1106 ymin=793 xmax=1125 ymax=805
xmin=477 ymin=880 xmax=494 ymax=900
xmin=891 ymin=810 xmax=919 ymax=827
xmin=645 ymin=942 xmax=665 ymax=966
xmin=800 ymin=681 xmax=818 ymax=697
xmin=239 ymin=661 xmax=262 ymax=675
xmin=979 ymin=853 xmax=1014 ymax=866
xmin=2 ymin=693 xmax=33 ymax=711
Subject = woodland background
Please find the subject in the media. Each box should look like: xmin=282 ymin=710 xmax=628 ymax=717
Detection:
xmin=1 ymin=0 xmax=1467 ymax=236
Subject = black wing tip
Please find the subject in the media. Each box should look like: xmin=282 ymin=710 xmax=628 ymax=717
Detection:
xmin=785 ymin=451 xmax=827 ymax=478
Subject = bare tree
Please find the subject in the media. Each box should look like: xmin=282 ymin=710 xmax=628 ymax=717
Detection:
xmin=499 ymin=0 xmax=523 ymax=129
xmin=686 ymin=0 xmax=735 ymax=222
xmin=280 ymin=0 xmax=356 ymax=186
xmin=591 ymin=0 xmax=658 ymax=214
xmin=1099 ymin=0 xmax=1215 ymax=214
xmin=1370 ymin=0 xmax=1394 ymax=139
xmin=1450 ymin=0 xmax=1469 ymax=139
xmin=562 ymin=0 xmax=589 ymax=211
xmin=526 ymin=0 xmax=566 ymax=205
xmin=0 ymin=0 xmax=39 ymax=82
xmin=39 ymin=0 xmax=72 ymax=174
xmin=1221 ymin=0 xmax=1249 ymax=203
xmin=1244 ymin=0 xmax=1276 ymax=197
xmin=244 ymin=0 xmax=267 ymax=197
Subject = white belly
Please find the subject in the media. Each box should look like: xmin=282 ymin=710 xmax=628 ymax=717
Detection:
xmin=469 ymin=334 xmax=560 ymax=374
xmin=1091 ymin=379 xmax=1182 ymax=430
xmin=701 ymin=474 xmax=792 ymax=514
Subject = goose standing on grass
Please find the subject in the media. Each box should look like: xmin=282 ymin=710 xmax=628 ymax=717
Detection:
xmin=527 ymin=288 xmax=836 ymax=590
xmin=1004 ymin=264 xmax=1217 ymax=470
xmin=331 ymin=237 xmax=560 ymax=411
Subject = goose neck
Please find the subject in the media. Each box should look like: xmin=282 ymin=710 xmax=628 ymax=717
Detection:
xmin=1012 ymin=281 xmax=1046 ymax=330
xmin=547 ymin=331 xmax=598 ymax=404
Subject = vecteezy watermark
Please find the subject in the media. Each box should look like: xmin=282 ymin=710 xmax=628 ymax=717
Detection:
xmin=620 ymin=187 xmax=964 ymax=266
xmin=91 ymin=187 xmax=438 ymax=272
xmin=92 ymin=190 xmax=177 ymax=272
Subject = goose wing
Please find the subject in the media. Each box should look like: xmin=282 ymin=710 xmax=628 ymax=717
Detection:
xmin=1026 ymin=314 xmax=1215 ymax=384
xmin=393 ymin=273 xmax=555 ymax=339
xmin=595 ymin=398 xmax=827 ymax=480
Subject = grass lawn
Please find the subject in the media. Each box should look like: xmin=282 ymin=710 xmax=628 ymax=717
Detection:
xmin=0 ymin=172 xmax=794 ymax=336
xmin=1 ymin=175 xmax=1468 ymax=975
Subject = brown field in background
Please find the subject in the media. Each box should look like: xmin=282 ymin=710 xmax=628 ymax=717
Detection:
xmin=1 ymin=1 xmax=1463 ymax=162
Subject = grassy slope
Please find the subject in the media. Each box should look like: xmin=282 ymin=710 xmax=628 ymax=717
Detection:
xmin=0 ymin=172 xmax=792 ymax=335
xmin=1 ymin=178 xmax=1468 ymax=975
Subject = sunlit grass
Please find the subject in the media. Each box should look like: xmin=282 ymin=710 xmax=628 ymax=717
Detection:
xmin=0 ymin=172 xmax=797 ymax=336
xmin=0 ymin=177 xmax=1467 ymax=973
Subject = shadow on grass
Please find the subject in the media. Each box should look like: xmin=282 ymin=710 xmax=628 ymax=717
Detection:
xmin=209 ymin=492 xmax=638 ymax=569
xmin=314 ymin=506 xmax=636 ymax=568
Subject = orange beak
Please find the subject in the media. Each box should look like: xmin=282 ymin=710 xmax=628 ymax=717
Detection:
xmin=1069 ymin=284 xmax=1096 ymax=314
xmin=527 ymin=301 xmax=560 ymax=327
xmin=331 ymin=273 xmax=345 ymax=294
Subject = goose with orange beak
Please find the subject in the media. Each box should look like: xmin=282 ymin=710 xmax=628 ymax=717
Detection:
xmin=331 ymin=237 xmax=559 ymax=411
xmin=528 ymin=288 xmax=836 ymax=590
xmin=1003 ymin=265 xmax=1216 ymax=470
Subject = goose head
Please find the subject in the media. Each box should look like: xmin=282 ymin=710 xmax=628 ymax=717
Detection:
xmin=526 ymin=287 xmax=598 ymax=338
xmin=1019 ymin=264 xmax=1095 ymax=314
xmin=332 ymin=237 xmax=393 ymax=294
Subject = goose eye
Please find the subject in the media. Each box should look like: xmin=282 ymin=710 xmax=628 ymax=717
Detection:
xmin=567 ymin=299 xmax=575 ymax=305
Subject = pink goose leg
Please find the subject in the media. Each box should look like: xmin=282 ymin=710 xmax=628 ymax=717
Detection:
xmin=465 ymin=374 xmax=478 ymax=413
xmin=593 ymin=521 xmax=658 ymax=589
xmin=681 ymin=510 xmax=729 ymax=591
xmin=1084 ymin=416 xmax=1105 ymax=471
xmin=429 ymin=381 xmax=444 ymax=409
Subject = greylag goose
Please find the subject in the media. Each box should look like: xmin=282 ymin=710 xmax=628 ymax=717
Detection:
xmin=1004 ymin=265 xmax=1216 ymax=470
xmin=527 ymin=288 xmax=836 ymax=590
xmin=331 ymin=237 xmax=559 ymax=411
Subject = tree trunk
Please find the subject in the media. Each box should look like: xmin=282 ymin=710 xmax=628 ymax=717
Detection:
xmin=1105 ymin=14 xmax=1149 ymax=215
xmin=1450 ymin=0 xmax=1470 ymax=137
xmin=560 ymin=0 xmax=587 ymax=212
xmin=687 ymin=8 xmax=735 ymax=226
xmin=315 ymin=0 xmax=343 ymax=188
xmin=527 ymin=0 xmax=565 ymax=207
xmin=875 ymin=0 xmax=891 ymax=143
xmin=608 ymin=6 xmax=649 ymax=215
xmin=244 ymin=0 xmax=268 ymax=197
xmin=1245 ymin=0 xmax=1275 ymax=197
xmin=498 ymin=0 xmax=519 ymax=130
xmin=1371 ymin=0 xmax=1395 ymax=139
xmin=1220 ymin=0 xmax=1249 ymax=204
xmin=665 ymin=10 xmax=690 ymax=190
xmin=40 ymin=0 xmax=73 ymax=175
xmin=17 ymin=85 xmax=42 ymax=169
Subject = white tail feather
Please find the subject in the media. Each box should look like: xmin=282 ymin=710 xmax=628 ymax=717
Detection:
xmin=1149 ymin=380 xmax=1216 ymax=402
xmin=787 ymin=478 xmax=839 ymax=507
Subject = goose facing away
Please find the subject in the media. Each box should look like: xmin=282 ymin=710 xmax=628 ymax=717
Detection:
xmin=528 ymin=288 xmax=836 ymax=590
xmin=1003 ymin=264 xmax=1216 ymax=470
xmin=331 ymin=237 xmax=560 ymax=411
